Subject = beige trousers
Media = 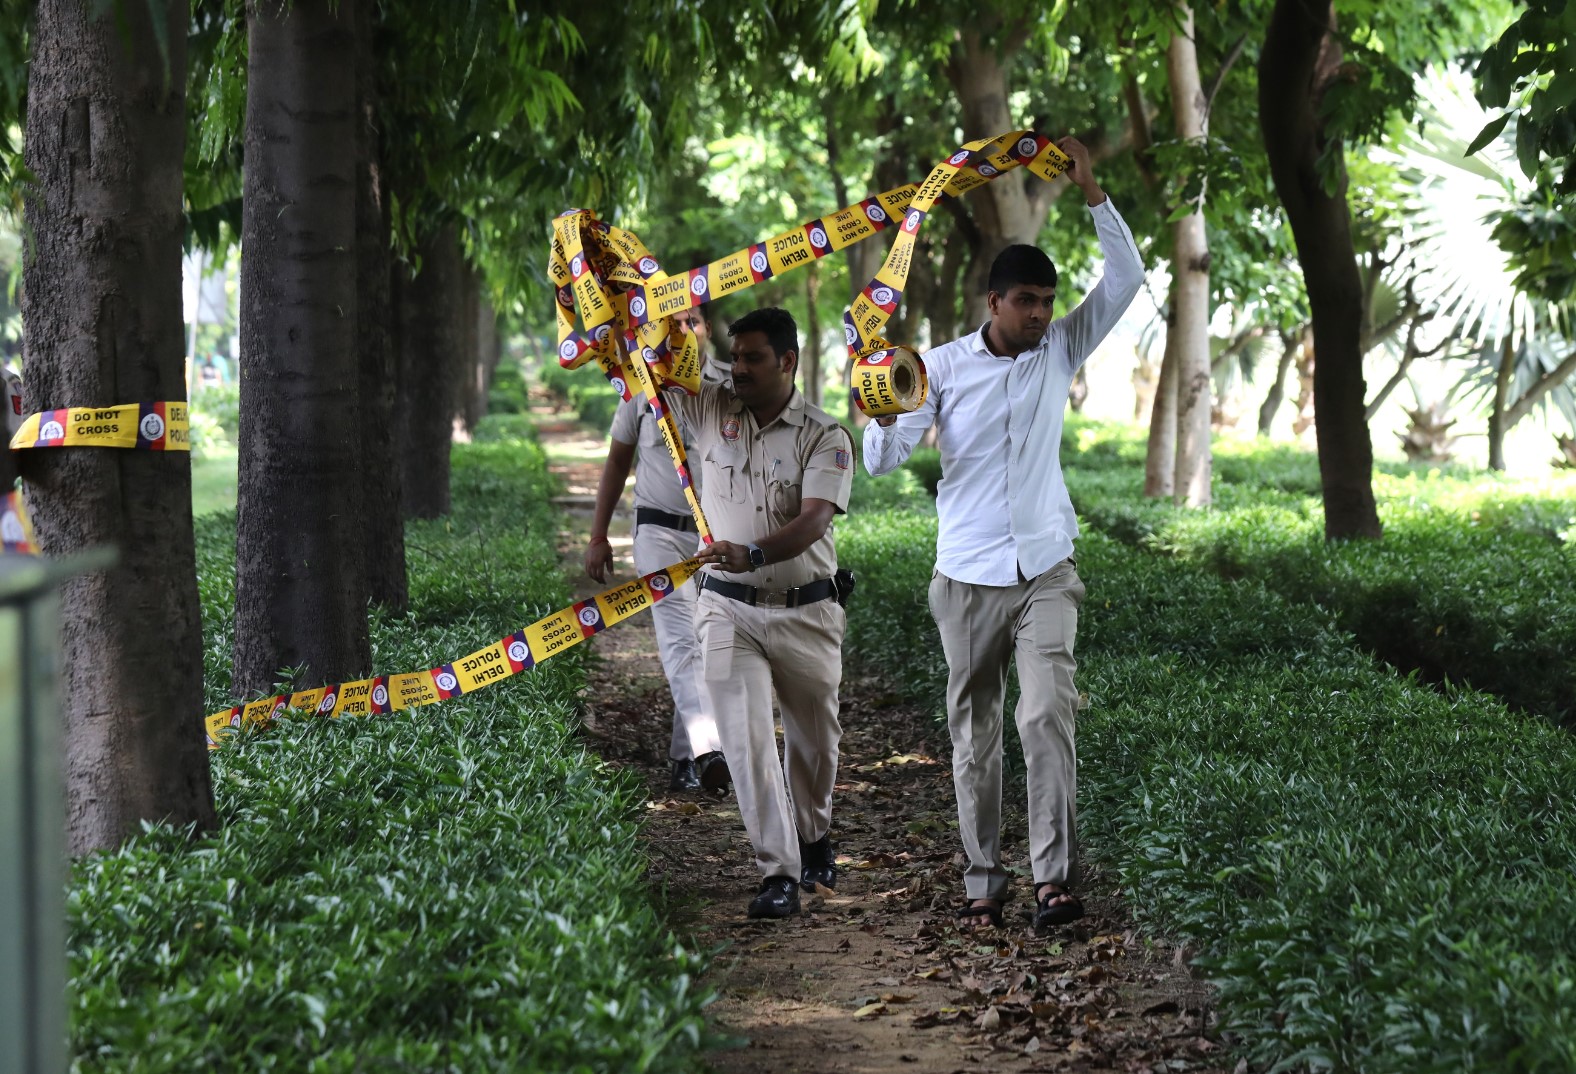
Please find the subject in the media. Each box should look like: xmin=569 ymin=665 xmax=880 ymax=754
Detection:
xmin=694 ymin=587 xmax=845 ymax=880
xmin=929 ymin=558 xmax=1085 ymax=901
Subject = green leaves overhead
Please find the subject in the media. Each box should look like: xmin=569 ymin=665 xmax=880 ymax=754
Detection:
xmin=1472 ymin=0 xmax=1576 ymax=194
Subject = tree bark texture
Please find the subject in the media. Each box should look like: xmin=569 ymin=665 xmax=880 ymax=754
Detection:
xmin=235 ymin=0 xmax=370 ymax=697
xmin=1166 ymin=3 xmax=1214 ymax=507
xmin=1258 ymin=328 xmax=1303 ymax=436
xmin=1143 ymin=306 xmax=1179 ymax=499
xmin=456 ymin=260 xmax=481 ymax=435
xmin=477 ymin=293 xmax=500 ymax=412
xmin=1259 ymin=0 xmax=1381 ymax=539
xmin=396 ymin=224 xmax=462 ymax=519
xmin=22 ymin=0 xmax=216 ymax=852
xmin=947 ymin=24 xmax=1060 ymax=329
xmin=354 ymin=0 xmax=406 ymax=611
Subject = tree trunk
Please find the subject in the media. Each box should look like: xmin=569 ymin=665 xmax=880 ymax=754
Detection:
xmin=1496 ymin=343 xmax=1576 ymax=469
xmin=947 ymin=22 xmax=1045 ymax=329
xmin=477 ymin=293 xmax=501 ymax=410
xmin=804 ymin=261 xmax=823 ymax=408
xmin=354 ymin=0 xmax=406 ymax=612
xmin=235 ymin=0 xmax=370 ymax=698
xmin=1167 ymin=3 xmax=1213 ymax=507
xmin=1487 ymin=336 xmax=1516 ymax=471
xmin=1258 ymin=328 xmax=1302 ymax=436
xmin=455 ymin=260 xmax=482 ymax=436
xmin=397 ymin=224 xmax=462 ymax=519
xmin=1143 ymin=287 xmax=1180 ymax=499
xmin=22 ymin=0 xmax=215 ymax=852
xmin=1259 ymin=0 xmax=1381 ymax=539
xmin=1292 ymin=333 xmax=1317 ymax=436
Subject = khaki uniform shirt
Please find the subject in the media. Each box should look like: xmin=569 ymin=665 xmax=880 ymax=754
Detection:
xmin=608 ymin=396 xmax=698 ymax=517
xmin=671 ymin=384 xmax=854 ymax=590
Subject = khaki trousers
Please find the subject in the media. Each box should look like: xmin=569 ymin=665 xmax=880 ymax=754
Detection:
xmin=694 ymin=587 xmax=845 ymax=880
xmin=929 ymin=558 xmax=1085 ymax=901
xmin=633 ymin=522 xmax=720 ymax=761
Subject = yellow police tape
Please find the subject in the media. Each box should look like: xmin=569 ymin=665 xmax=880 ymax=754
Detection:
xmin=205 ymin=555 xmax=705 ymax=749
xmin=9 ymin=401 xmax=190 ymax=451
xmin=1 ymin=489 xmax=37 ymax=554
xmin=88 ymin=131 xmax=1077 ymax=749
xmin=550 ymin=129 xmax=1071 ymax=426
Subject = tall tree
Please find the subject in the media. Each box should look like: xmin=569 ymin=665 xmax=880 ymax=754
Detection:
xmin=22 ymin=0 xmax=215 ymax=852
xmin=234 ymin=0 xmax=370 ymax=696
xmin=354 ymin=0 xmax=406 ymax=610
xmin=1259 ymin=0 xmax=1382 ymax=539
xmin=395 ymin=224 xmax=462 ymax=519
xmin=1164 ymin=1 xmax=1213 ymax=506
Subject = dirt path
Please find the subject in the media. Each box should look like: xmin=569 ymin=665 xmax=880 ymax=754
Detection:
xmin=534 ymin=398 xmax=1228 ymax=1074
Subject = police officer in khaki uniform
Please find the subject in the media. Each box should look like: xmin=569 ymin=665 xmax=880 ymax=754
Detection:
xmin=668 ymin=306 xmax=854 ymax=919
xmin=586 ymin=306 xmax=729 ymax=794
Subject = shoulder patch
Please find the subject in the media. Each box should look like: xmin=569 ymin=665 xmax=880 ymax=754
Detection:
xmin=834 ymin=448 xmax=850 ymax=470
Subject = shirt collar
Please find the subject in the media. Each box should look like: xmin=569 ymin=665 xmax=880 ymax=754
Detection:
xmin=970 ymin=320 xmax=1044 ymax=360
xmin=724 ymin=387 xmax=806 ymax=428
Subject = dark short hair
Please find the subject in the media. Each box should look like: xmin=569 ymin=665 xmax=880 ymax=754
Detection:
xmin=988 ymin=244 xmax=1058 ymax=295
xmin=728 ymin=307 xmax=798 ymax=361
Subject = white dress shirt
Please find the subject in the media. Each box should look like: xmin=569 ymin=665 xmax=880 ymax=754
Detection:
xmin=862 ymin=198 xmax=1144 ymax=586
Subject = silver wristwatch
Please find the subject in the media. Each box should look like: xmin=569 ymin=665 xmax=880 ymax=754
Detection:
xmin=746 ymin=543 xmax=766 ymax=568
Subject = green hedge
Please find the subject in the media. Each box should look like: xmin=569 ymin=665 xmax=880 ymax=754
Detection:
xmin=838 ymin=472 xmax=1576 ymax=1073
xmin=538 ymin=361 xmax=621 ymax=433
xmin=1061 ymin=423 xmax=1576 ymax=729
xmin=71 ymin=439 xmax=713 ymax=1072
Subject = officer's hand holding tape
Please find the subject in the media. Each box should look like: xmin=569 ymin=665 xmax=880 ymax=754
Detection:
xmin=699 ymin=540 xmax=754 ymax=574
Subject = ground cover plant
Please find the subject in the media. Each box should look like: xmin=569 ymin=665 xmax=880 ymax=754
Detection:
xmin=839 ymin=435 xmax=1576 ymax=1072
xmin=1062 ymin=420 xmax=1576 ymax=728
xmin=69 ymin=435 xmax=713 ymax=1073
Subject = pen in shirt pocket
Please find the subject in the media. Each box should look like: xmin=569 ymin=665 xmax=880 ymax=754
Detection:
xmin=770 ymin=458 xmax=780 ymax=481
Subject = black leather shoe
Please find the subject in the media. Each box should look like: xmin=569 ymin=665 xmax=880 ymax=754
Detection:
xmin=747 ymin=876 xmax=801 ymax=919
xmin=696 ymin=751 xmax=731 ymax=795
xmin=799 ymin=835 xmax=837 ymax=891
xmin=668 ymin=758 xmax=700 ymax=792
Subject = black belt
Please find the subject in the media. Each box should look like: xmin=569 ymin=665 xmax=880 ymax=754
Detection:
xmin=699 ymin=573 xmax=836 ymax=609
xmin=635 ymin=507 xmax=697 ymax=533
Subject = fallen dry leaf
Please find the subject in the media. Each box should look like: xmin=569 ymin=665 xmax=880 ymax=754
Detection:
xmin=852 ymin=1002 xmax=889 ymax=1020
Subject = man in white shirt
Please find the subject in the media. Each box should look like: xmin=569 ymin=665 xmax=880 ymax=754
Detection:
xmin=862 ymin=138 xmax=1144 ymax=931
xmin=586 ymin=306 xmax=729 ymax=794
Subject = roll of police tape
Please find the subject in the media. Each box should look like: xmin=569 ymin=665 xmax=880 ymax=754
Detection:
xmin=1 ymin=489 xmax=37 ymax=554
xmin=850 ymin=348 xmax=928 ymax=418
xmin=205 ymin=555 xmax=706 ymax=749
xmin=9 ymin=401 xmax=190 ymax=451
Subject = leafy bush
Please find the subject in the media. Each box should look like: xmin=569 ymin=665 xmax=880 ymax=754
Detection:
xmin=191 ymin=383 xmax=241 ymax=439
xmin=537 ymin=362 xmax=621 ymax=432
xmin=472 ymin=412 xmax=538 ymax=444
xmin=487 ymin=359 xmax=529 ymax=415
xmin=1072 ymin=531 xmax=1576 ymax=1074
xmin=76 ymin=437 xmax=714 ymax=1072
xmin=1066 ymin=423 xmax=1576 ymax=728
